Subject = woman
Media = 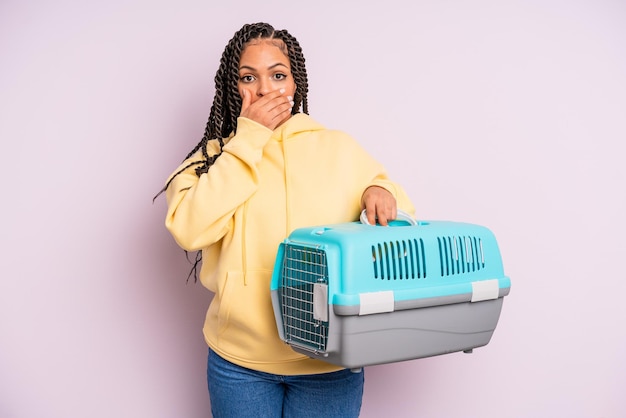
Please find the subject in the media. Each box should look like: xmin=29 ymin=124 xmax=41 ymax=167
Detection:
xmin=162 ymin=22 xmax=415 ymax=417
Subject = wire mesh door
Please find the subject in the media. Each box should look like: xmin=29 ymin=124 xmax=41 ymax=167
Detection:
xmin=279 ymin=244 xmax=329 ymax=352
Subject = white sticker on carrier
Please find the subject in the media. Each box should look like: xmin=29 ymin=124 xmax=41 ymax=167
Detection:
xmin=471 ymin=279 xmax=500 ymax=302
xmin=359 ymin=291 xmax=395 ymax=315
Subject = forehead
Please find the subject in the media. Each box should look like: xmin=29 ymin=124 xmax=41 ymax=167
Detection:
xmin=239 ymin=39 xmax=290 ymax=67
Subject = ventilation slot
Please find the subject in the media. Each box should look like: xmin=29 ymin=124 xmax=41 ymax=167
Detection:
xmin=372 ymin=238 xmax=426 ymax=280
xmin=438 ymin=236 xmax=485 ymax=276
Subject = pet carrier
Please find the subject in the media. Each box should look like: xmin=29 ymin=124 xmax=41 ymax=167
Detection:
xmin=270 ymin=210 xmax=510 ymax=369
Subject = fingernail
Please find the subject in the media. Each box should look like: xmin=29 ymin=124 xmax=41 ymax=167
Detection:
xmin=280 ymin=88 xmax=285 ymax=94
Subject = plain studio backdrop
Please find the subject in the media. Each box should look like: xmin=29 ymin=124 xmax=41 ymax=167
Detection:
xmin=1 ymin=0 xmax=624 ymax=417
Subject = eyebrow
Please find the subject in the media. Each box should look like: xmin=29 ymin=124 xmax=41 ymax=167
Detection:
xmin=239 ymin=62 xmax=290 ymax=72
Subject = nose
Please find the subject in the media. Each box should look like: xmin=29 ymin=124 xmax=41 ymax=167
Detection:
xmin=257 ymin=77 xmax=271 ymax=97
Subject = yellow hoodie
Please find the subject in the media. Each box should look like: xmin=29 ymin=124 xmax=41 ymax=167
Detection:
xmin=165 ymin=114 xmax=415 ymax=375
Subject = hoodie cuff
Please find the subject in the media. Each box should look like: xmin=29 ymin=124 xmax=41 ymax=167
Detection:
xmin=222 ymin=117 xmax=274 ymax=156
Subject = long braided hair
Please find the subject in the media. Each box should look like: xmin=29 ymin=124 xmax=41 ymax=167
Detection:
xmin=155 ymin=23 xmax=310 ymax=281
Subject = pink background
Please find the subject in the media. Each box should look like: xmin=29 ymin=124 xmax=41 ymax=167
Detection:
xmin=1 ymin=1 xmax=625 ymax=417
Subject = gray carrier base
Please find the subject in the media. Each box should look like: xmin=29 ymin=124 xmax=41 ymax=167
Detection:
xmin=271 ymin=292 xmax=506 ymax=369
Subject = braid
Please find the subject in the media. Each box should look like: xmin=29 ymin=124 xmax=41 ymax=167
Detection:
xmin=274 ymin=29 xmax=309 ymax=115
xmin=157 ymin=23 xmax=310 ymax=281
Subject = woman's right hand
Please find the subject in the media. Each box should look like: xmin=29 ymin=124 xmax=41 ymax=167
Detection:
xmin=239 ymin=88 xmax=294 ymax=131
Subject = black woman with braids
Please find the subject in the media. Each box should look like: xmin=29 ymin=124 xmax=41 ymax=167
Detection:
xmin=161 ymin=22 xmax=415 ymax=417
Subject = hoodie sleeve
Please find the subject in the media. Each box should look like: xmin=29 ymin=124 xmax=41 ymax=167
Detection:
xmin=164 ymin=118 xmax=273 ymax=251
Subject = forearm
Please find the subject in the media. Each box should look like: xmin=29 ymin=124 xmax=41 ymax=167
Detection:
xmin=164 ymin=118 xmax=273 ymax=251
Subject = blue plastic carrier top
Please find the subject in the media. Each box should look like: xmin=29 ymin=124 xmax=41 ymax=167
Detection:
xmin=271 ymin=217 xmax=510 ymax=314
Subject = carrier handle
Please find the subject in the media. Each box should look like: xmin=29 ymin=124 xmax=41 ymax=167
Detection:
xmin=359 ymin=209 xmax=417 ymax=226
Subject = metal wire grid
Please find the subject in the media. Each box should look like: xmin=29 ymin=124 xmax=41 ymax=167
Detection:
xmin=279 ymin=245 xmax=329 ymax=352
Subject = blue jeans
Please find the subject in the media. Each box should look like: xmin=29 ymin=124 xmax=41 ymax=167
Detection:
xmin=207 ymin=349 xmax=364 ymax=418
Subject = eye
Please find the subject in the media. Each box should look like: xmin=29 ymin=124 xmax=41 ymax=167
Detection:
xmin=240 ymin=75 xmax=255 ymax=83
xmin=273 ymin=73 xmax=288 ymax=81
